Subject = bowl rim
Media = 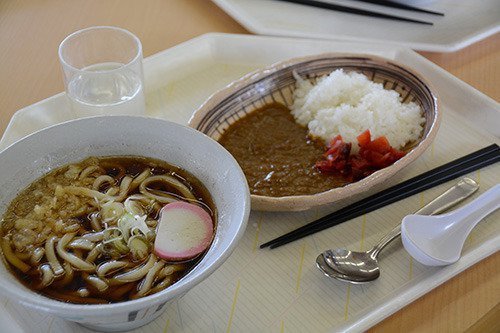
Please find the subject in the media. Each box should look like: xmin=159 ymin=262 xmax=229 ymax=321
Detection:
xmin=0 ymin=115 xmax=251 ymax=316
xmin=188 ymin=52 xmax=441 ymax=211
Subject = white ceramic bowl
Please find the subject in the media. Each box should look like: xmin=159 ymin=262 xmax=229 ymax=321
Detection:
xmin=190 ymin=53 xmax=440 ymax=211
xmin=0 ymin=116 xmax=250 ymax=331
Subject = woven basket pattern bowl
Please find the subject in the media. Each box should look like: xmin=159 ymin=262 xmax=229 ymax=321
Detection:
xmin=190 ymin=54 xmax=440 ymax=211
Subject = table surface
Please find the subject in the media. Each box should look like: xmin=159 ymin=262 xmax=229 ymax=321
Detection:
xmin=0 ymin=1 xmax=498 ymax=332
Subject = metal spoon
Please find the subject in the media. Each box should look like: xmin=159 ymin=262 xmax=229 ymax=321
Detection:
xmin=316 ymin=178 xmax=479 ymax=283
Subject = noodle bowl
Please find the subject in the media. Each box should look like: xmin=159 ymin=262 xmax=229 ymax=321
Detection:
xmin=0 ymin=116 xmax=249 ymax=331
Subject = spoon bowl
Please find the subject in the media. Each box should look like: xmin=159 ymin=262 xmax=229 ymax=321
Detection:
xmin=316 ymin=252 xmax=378 ymax=284
xmin=317 ymin=249 xmax=380 ymax=283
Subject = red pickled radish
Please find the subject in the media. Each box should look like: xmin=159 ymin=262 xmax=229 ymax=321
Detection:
xmin=154 ymin=201 xmax=214 ymax=261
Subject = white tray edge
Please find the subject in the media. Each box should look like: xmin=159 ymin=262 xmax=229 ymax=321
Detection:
xmin=335 ymin=234 xmax=500 ymax=332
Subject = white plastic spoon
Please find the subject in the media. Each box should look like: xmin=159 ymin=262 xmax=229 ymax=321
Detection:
xmin=401 ymin=184 xmax=500 ymax=266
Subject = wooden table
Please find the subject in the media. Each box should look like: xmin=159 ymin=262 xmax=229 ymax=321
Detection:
xmin=0 ymin=1 xmax=498 ymax=332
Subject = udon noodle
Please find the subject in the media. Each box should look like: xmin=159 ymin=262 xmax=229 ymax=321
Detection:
xmin=0 ymin=156 xmax=216 ymax=304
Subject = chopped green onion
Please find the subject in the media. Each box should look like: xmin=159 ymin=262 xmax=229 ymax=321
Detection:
xmin=128 ymin=235 xmax=149 ymax=261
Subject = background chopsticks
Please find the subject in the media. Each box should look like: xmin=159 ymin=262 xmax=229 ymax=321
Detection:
xmin=274 ymin=0 xmax=434 ymax=25
xmin=260 ymin=144 xmax=500 ymax=249
xmin=352 ymin=0 xmax=444 ymax=16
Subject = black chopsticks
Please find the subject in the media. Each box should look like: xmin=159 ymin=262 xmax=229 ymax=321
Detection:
xmin=274 ymin=0 xmax=435 ymax=25
xmin=352 ymin=0 xmax=444 ymax=16
xmin=260 ymin=144 xmax=500 ymax=249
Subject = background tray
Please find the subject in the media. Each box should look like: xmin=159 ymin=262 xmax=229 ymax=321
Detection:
xmin=0 ymin=33 xmax=499 ymax=332
xmin=212 ymin=0 xmax=500 ymax=52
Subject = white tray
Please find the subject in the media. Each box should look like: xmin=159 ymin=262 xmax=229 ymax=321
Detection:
xmin=1 ymin=33 xmax=499 ymax=333
xmin=212 ymin=0 xmax=500 ymax=52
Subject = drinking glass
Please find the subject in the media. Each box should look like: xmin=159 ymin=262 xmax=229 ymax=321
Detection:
xmin=58 ymin=26 xmax=145 ymax=117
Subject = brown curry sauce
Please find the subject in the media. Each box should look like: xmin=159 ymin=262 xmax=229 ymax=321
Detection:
xmin=218 ymin=103 xmax=348 ymax=197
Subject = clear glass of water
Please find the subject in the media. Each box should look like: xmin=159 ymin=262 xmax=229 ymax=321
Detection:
xmin=58 ymin=26 xmax=145 ymax=117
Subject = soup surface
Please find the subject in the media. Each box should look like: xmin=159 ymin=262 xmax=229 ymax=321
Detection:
xmin=218 ymin=103 xmax=348 ymax=197
xmin=0 ymin=156 xmax=216 ymax=304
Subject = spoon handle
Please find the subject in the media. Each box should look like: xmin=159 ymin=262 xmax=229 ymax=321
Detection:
xmin=369 ymin=178 xmax=479 ymax=258
xmin=442 ymin=184 xmax=500 ymax=235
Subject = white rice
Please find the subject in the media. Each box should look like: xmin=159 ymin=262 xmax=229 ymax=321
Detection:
xmin=291 ymin=69 xmax=425 ymax=150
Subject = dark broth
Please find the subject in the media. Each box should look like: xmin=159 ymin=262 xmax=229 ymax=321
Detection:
xmin=0 ymin=156 xmax=216 ymax=304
